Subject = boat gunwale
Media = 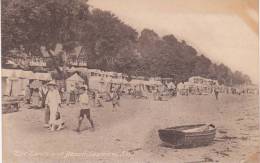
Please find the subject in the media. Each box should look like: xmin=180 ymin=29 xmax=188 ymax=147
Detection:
xmin=159 ymin=124 xmax=215 ymax=130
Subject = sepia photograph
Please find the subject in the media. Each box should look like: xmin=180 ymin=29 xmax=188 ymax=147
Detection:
xmin=1 ymin=0 xmax=259 ymax=162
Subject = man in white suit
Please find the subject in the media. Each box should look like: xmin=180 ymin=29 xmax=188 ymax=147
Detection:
xmin=45 ymin=80 xmax=61 ymax=131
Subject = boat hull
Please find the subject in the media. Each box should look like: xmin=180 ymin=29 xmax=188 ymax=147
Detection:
xmin=158 ymin=124 xmax=216 ymax=148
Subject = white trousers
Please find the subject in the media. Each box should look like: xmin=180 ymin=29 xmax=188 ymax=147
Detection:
xmin=49 ymin=104 xmax=58 ymax=125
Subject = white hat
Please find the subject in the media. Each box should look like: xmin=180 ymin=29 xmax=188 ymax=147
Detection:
xmin=47 ymin=80 xmax=57 ymax=86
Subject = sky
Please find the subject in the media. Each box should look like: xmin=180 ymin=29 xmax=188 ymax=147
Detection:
xmin=89 ymin=0 xmax=259 ymax=84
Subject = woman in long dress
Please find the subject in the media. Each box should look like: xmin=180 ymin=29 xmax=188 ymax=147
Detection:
xmin=31 ymin=88 xmax=40 ymax=108
xmin=24 ymin=85 xmax=31 ymax=104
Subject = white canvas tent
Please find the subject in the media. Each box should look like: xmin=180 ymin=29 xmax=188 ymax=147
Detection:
xmin=2 ymin=69 xmax=23 ymax=96
xmin=2 ymin=69 xmax=52 ymax=96
xmin=88 ymin=76 xmax=102 ymax=90
xmin=167 ymin=82 xmax=176 ymax=89
xmin=66 ymin=73 xmax=84 ymax=92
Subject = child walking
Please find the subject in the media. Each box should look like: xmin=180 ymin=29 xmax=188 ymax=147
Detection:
xmin=76 ymin=86 xmax=94 ymax=132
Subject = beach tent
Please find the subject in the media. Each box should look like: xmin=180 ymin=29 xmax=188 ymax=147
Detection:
xmin=2 ymin=69 xmax=23 ymax=96
xmin=88 ymin=76 xmax=103 ymax=91
xmin=2 ymin=69 xmax=52 ymax=96
xmin=66 ymin=73 xmax=84 ymax=92
xmin=167 ymin=82 xmax=176 ymax=89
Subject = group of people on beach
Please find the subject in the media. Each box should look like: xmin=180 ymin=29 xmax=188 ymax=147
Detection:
xmin=24 ymin=84 xmax=49 ymax=108
xmin=24 ymin=78 xmax=220 ymax=132
xmin=25 ymin=80 xmax=121 ymax=133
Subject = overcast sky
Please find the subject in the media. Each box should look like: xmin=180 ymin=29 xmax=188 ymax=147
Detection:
xmin=89 ymin=0 xmax=259 ymax=83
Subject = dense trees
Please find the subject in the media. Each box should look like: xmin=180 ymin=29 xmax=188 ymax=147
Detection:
xmin=2 ymin=0 xmax=251 ymax=85
xmin=2 ymin=0 xmax=90 ymax=53
xmin=135 ymin=29 xmax=251 ymax=85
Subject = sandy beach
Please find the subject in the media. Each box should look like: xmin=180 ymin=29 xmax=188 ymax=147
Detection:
xmin=3 ymin=94 xmax=260 ymax=163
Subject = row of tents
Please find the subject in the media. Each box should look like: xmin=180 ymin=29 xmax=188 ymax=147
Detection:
xmin=2 ymin=68 xmax=165 ymax=97
xmin=2 ymin=69 xmax=52 ymax=96
xmin=3 ymin=68 xmax=257 ymax=98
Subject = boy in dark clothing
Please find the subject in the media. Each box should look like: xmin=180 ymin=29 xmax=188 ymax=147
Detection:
xmin=76 ymin=87 xmax=94 ymax=132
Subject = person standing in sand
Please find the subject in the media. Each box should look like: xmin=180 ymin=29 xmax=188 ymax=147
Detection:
xmin=111 ymin=89 xmax=120 ymax=111
xmin=76 ymin=86 xmax=94 ymax=132
xmin=214 ymin=87 xmax=219 ymax=100
xmin=45 ymin=81 xmax=61 ymax=131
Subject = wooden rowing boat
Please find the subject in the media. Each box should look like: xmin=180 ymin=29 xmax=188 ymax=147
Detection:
xmin=158 ymin=124 xmax=216 ymax=148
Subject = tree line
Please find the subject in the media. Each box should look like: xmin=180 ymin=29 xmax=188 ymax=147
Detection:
xmin=2 ymin=0 xmax=251 ymax=85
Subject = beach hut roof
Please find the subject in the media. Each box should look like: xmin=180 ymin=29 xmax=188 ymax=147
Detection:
xmin=2 ymin=69 xmax=26 ymax=80
xmin=2 ymin=69 xmax=52 ymax=81
xmin=2 ymin=69 xmax=16 ymax=77
xmin=34 ymin=72 xmax=52 ymax=81
xmin=66 ymin=73 xmax=84 ymax=82
xmin=21 ymin=71 xmax=34 ymax=79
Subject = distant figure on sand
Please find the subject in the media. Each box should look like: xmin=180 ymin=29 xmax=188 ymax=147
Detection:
xmin=76 ymin=86 xmax=94 ymax=132
xmin=214 ymin=88 xmax=219 ymax=100
xmin=95 ymin=91 xmax=103 ymax=107
xmin=111 ymin=90 xmax=120 ymax=111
